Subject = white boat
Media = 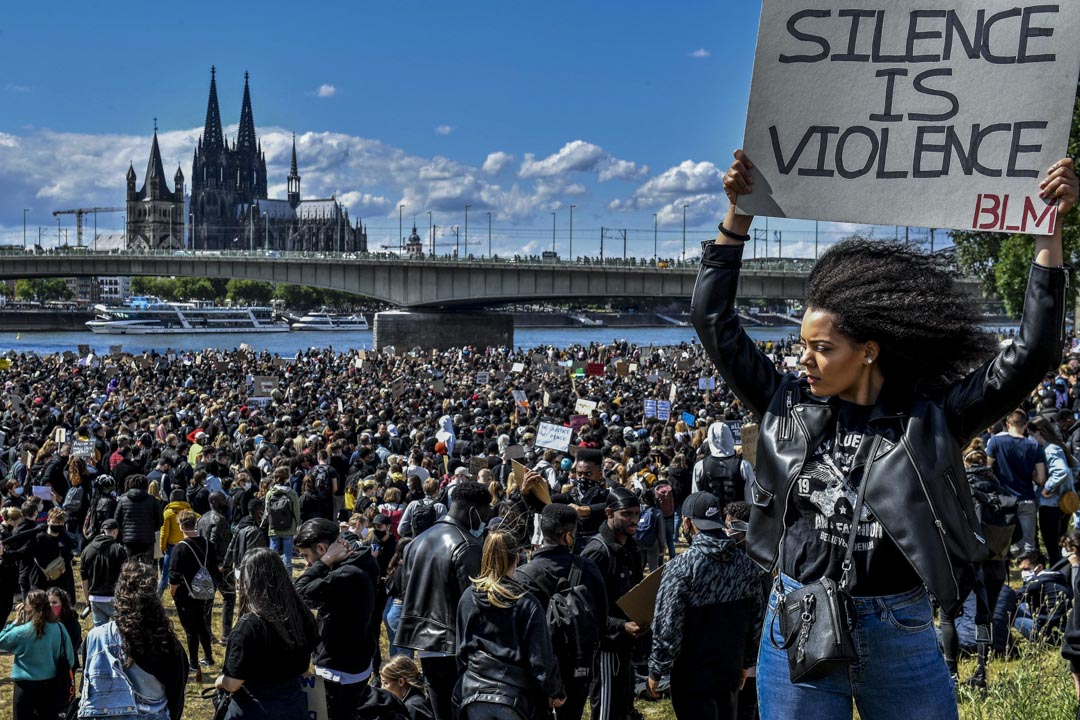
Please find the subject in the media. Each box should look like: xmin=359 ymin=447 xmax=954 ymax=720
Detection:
xmin=86 ymin=296 xmax=290 ymax=334
xmin=290 ymin=311 xmax=369 ymax=331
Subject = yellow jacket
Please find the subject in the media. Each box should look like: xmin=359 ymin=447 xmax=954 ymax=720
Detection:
xmin=160 ymin=501 xmax=195 ymax=552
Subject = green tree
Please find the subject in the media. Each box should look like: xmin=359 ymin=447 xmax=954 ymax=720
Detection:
xmin=15 ymin=278 xmax=73 ymax=302
xmin=272 ymin=283 xmax=321 ymax=309
xmin=226 ymin=279 xmax=274 ymax=304
xmin=172 ymin=277 xmax=215 ymax=301
xmin=952 ymin=85 xmax=1080 ymax=317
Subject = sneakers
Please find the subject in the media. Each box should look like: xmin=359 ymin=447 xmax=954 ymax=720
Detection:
xmin=199 ymin=658 xmax=214 ymax=667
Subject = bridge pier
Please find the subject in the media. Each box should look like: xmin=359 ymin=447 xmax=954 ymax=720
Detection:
xmin=373 ymin=311 xmax=514 ymax=351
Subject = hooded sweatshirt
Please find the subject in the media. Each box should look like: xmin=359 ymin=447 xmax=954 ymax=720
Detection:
xmin=691 ymin=422 xmax=757 ymax=499
xmin=436 ymin=416 xmax=456 ymax=457
xmin=160 ymin=500 xmax=194 ymax=552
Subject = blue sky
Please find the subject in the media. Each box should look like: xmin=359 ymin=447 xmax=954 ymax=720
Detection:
xmin=0 ymin=1 xmax=929 ymax=256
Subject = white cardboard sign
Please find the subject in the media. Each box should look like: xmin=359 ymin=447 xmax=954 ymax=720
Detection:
xmin=535 ymin=422 xmax=572 ymax=453
xmin=738 ymin=1 xmax=1080 ymax=234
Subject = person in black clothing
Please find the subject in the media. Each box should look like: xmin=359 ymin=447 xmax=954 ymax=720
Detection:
xmin=229 ymin=471 xmax=256 ymax=525
xmin=215 ymin=547 xmax=319 ymax=720
xmin=47 ymin=586 xmax=83 ymax=665
xmin=186 ymin=470 xmax=211 ymax=515
xmin=396 ymin=481 xmax=491 ymax=720
xmin=295 ymin=518 xmax=377 ymax=720
xmin=581 ymin=487 xmax=644 ymax=720
xmin=0 ymin=508 xmax=25 ymax=624
xmin=550 ymin=448 xmax=612 ymax=552
xmin=380 ymin=656 xmax=434 ymax=720
xmin=79 ymin=519 xmax=128 ymax=626
xmin=456 ymin=529 xmax=565 ymax=719
xmin=368 ymin=514 xmax=397 ymax=678
xmin=114 ymin=474 xmax=164 ymax=559
xmin=3 ymin=507 xmax=79 ymax=601
xmin=299 ymin=476 xmax=325 ymax=522
xmin=168 ymin=509 xmax=217 ymax=682
xmin=515 ymin=502 xmax=608 ymax=720
xmin=221 ymin=498 xmax=268 ymax=644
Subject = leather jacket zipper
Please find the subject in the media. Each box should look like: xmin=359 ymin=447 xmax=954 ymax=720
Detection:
xmin=773 ymin=399 xmax=811 ymax=572
xmin=901 ymin=437 xmax=961 ymax=601
xmin=825 ymin=581 xmax=843 ymax=645
xmin=1060 ymin=268 xmax=1070 ymax=342
xmin=780 ymin=389 xmax=795 ymax=441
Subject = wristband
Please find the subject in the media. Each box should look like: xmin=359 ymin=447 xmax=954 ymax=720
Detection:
xmin=718 ymin=224 xmax=750 ymax=242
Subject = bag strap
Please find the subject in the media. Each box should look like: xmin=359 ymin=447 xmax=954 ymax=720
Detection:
xmin=839 ymin=434 xmax=882 ymax=591
xmin=568 ymin=555 xmax=584 ymax=588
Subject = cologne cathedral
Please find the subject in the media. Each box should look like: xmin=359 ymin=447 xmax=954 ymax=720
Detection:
xmin=127 ymin=67 xmax=367 ymax=252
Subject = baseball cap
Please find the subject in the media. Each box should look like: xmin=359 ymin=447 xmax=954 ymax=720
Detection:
xmin=682 ymin=492 xmax=725 ymax=531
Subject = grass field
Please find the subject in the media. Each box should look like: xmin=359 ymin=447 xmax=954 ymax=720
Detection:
xmin=1 ymin=565 xmax=1077 ymax=719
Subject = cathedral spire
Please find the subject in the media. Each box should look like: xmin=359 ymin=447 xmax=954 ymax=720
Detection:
xmin=237 ymin=70 xmax=257 ymax=153
xmin=141 ymin=126 xmax=171 ymax=200
xmin=202 ymin=66 xmax=224 ymax=153
xmin=287 ymin=133 xmax=301 ymax=209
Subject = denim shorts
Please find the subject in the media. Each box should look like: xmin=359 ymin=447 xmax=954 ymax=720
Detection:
xmin=758 ymin=574 xmax=957 ymax=720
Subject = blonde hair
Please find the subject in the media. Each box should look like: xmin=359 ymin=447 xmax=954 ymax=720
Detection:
xmin=470 ymin=532 xmax=523 ymax=609
xmin=963 ymin=437 xmax=988 ymax=467
xmin=380 ymin=655 xmax=424 ymax=689
xmin=47 ymin=507 xmax=67 ymax=525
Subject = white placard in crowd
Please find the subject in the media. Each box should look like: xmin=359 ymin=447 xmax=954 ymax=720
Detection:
xmin=738 ymin=0 xmax=1080 ymax=233
xmin=535 ymin=421 xmax=572 ymax=453
xmin=575 ymin=398 xmax=598 ymax=415
xmin=476 ymin=371 xmax=490 ymax=386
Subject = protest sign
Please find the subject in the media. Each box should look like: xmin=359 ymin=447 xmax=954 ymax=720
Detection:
xmin=586 ymin=362 xmax=605 ymax=377
xmin=71 ymin=439 xmax=96 ymax=459
xmin=615 ymin=361 xmax=629 ymax=377
xmin=252 ymin=376 xmax=279 ymax=396
xmin=569 ymin=414 xmax=590 ymax=431
xmin=109 ymin=345 xmax=122 ymax=357
xmin=508 ymin=459 xmax=552 ymax=504
xmin=535 ymin=422 xmax=572 ymax=453
xmin=727 ymin=421 xmax=743 ymax=445
xmin=239 ymin=343 xmax=251 ymax=352
xmin=433 ymin=378 xmax=446 ymax=394
xmin=300 ymin=674 xmax=328 ymax=720
xmin=741 ymin=423 xmax=760 ymax=467
xmin=656 ymin=400 xmax=671 ymax=422
xmin=681 ymin=411 xmax=697 ymax=427
xmin=738 ymin=0 xmax=1080 ymax=233
xmin=77 ymin=344 xmax=90 ymax=357
xmin=476 ymin=371 xmax=490 ymax=386
xmin=512 ymin=362 xmax=525 ymax=373
xmin=644 ymin=399 xmax=658 ymax=419
xmin=574 ymin=398 xmax=598 ymax=415
xmin=617 ymin=567 xmax=665 ymax=629
xmin=698 ymin=377 xmax=716 ymax=391
xmin=512 ymin=389 xmax=530 ymax=410
xmin=469 ymin=456 xmax=488 ymax=476
xmin=505 ymin=444 xmax=527 ymax=460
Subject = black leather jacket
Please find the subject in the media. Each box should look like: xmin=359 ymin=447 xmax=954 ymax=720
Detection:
xmin=691 ymin=241 xmax=1067 ymax=613
xmin=394 ymin=516 xmax=482 ymax=654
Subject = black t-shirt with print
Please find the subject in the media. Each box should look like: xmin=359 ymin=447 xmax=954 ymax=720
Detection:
xmin=781 ymin=400 xmax=921 ymax=596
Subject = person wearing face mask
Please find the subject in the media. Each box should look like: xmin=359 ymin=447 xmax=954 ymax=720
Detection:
xmin=1013 ymin=549 xmax=1071 ymax=642
xmin=515 ymin=502 xmax=608 ymax=720
xmin=549 ymin=449 xmax=612 ymax=552
xmin=2 ymin=507 xmax=78 ymax=601
xmin=581 ymin=487 xmax=644 ymax=720
xmin=47 ymin=587 xmax=82 ymax=664
xmin=395 ymin=481 xmax=491 ymax=720
xmin=221 ymin=498 xmax=268 ymax=644
xmin=228 ymin=470 xmax=256 ymax=525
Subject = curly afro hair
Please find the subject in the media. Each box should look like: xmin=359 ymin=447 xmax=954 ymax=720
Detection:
xmin=806 ymin=239 xmax=997 ymax=392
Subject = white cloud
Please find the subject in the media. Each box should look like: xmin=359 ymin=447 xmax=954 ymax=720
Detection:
xmin=434 ymin=125 xmax=454 ymax=136
xmin=689 ymin=48 xmax=710 ymax=59
xmin=518 ymin=140 xmax=646 ymax=183
xmin=315 ymin=84 xmax=337 ymax=98
xmin=482 ymin=151 xmax=515 ymax=175
xmin=4 ymin=84 xmax=30 ymax=94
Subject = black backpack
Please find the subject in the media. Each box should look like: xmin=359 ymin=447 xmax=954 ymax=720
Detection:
xmin=702 ymin=455 xmax=743 ymax=504
xmin=547 ymin=557 xmax=600 ymax=683
xmin=410 ymin=499 xmax=438 ymax=536
xmin=311 ymin=465 xmax=333 ymax=499
xmin=267 ymin=493 xmax=294 ymax=532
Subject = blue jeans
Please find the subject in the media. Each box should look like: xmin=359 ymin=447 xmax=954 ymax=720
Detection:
xmin=91 ymin=599 xmax=115 ymax=627
xmin=270 ymin=535 xmax=294 ymax=568
xmin=156 ymin=545 xmax=174 ymax=595
xmin=383 ymin=599 xmax=411 ymax=658
xmin=759 ymin=575 xmax=957 ymax=720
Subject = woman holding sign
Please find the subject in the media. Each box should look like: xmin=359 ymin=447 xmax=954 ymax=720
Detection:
xmin=692 ymin=150 xmax=1076 ymax=719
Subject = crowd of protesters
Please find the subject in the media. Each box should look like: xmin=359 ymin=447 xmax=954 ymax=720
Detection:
xmin=0 ymin=317 xmax=1077 ymax=718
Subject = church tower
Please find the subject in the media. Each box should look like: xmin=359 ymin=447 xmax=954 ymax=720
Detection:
xmin=191 ymin=66 xmax=233 ymax=249
xmin=126 ymin=124 xmax=185 ymax=249
xmin=288 ymin=134 xmax=301 ymax=208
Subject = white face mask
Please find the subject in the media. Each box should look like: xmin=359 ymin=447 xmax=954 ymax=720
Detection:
xmin=1021 ymin=569 xmax=1035 ymax=582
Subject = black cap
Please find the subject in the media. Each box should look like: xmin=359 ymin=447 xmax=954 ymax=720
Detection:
xmin=681 ymin=492 xmax=725 ymax=531
xmin=372 ymin=514 xmax=391 ymax=527
xmin=100 ymin=519 xmax=119 ymax=532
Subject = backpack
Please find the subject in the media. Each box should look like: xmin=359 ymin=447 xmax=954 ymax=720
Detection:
xmin=312 ymin=465 xmax=333 ymax=499
xmin=654 ymin=482 xmax=675 ymax=518
xmin=547 ymin=557 xmax=600 ymax=682
xmin=966 ymin=467 xmax=1018 ymax=559
xmin=635 ymin=507 xmax=660 ymax=547
xmin=702 ymin=455 xmax=743 ymax=504
xmin=62 ymin=485 xmax=85 ymax=514
xmin=183 ymin=540 xmax=217 ymax=600
xmin=410 ymin=499 xmax=439 ymax=537
xmin=267 ymin=492 xmax=294 ymax=532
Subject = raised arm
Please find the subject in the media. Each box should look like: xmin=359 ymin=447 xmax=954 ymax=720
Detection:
xmin=691 ymin=150 xmax=784 ymax=418
xmin=944 ymin=159 xmax=1077 ymax=442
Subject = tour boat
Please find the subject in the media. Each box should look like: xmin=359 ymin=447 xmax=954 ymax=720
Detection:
xmin=86 ymin=296 xmax=290 ymax=334
xmin=289 ymin=311 xmax=370 ymax=331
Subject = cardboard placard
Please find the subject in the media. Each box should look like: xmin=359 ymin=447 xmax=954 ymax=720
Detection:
xmin=615 ymin=361 xmax=629 ymax=377
xmin=469 ymin=456 xmax=488 ymax=476
xmin=505 ymin=444 xmax=527 ymax=461
xmin=508 ymin=459 xmax=552 ymax=505
xmin=300 ymin=674 xmax=328 ymax=720
xmin=617 ymin=567 xmax=665 ymax=629
xmin=535 ymin=422 xmax=572 ymax=453
xmin=512 ymin=362 xmax=525 ymax=373
xmin=738 ymin=0 xmax=1080 ymax=234
xmin=71 ymin=439 xmax=96 ymax=458
xmin=574 ymin=398 xmax=598 ymax=415
xmin=252 ymin=376 xmax=279 ymax=396
xmin=741 ymin=423 xmax=759 ymax=467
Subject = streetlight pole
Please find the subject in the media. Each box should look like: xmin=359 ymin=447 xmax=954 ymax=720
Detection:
xmin=427 ymin=212 xmax=433 ymax=255
xmin=464 ymin=204 xmax=470 ymax=256
xmin=264 ymin=212 xmax=269 ymax=251
xmin=22 ymin=209 xmax=28 ymax=249
xmin=682 ymin=204 xmax=688 ymax=262
xmin=399 ymin=204 xmax=404 ymax=254
xmin=551 ymin=212 xmax=556 ymax=256
xmin=569 ymin=204 xmax=575 ymax=261
xmin=486 ymin=212 xmax=492 ymax=259
xmin=653 ymin=213 xmax=658 ymax=266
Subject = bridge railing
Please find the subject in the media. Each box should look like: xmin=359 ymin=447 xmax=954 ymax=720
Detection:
xmin=0 ymin=246 xmax=817 ymax=274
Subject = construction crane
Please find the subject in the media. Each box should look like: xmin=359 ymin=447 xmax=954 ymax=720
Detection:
xmin=51 ymin=207 xmax=124 ymax=247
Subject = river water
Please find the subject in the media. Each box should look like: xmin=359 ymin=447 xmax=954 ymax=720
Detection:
xmin=2 ymin=325 xmax=801 ymax=356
